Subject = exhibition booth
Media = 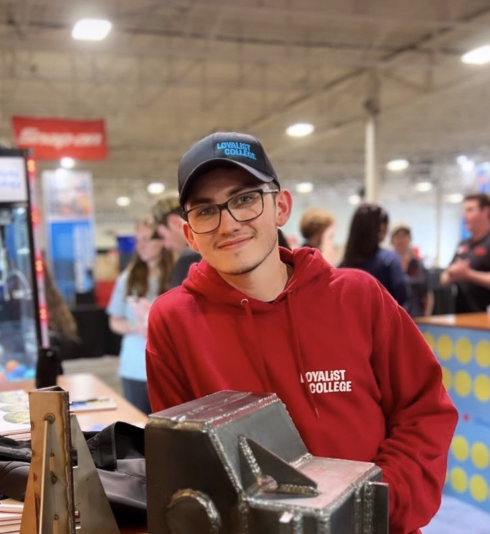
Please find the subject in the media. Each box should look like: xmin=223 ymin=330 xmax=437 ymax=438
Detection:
xmin=417 ymin=313 xmax=490 ymax=516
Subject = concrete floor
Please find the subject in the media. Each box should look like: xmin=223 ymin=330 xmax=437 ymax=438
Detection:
xmin=424 ymin=494 xmax=490 ymax=534
xmin=63 ymin=356 xmax=490 ymax=533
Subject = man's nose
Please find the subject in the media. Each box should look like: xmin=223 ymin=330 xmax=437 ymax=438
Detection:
xmin=218 ymin=207 xmax=241 ymax=232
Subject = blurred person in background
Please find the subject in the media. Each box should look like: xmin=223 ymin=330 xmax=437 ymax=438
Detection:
xmin=441 ymin=192 xmax=490 ymax=312
xmin=391 ymin=224 xmax=433 ymax=317
xmin=44 ymin=264 xmax=80 ymax=347
xmin=299 ymin=207 xmax=337 ymax=265
xmin=341 ymin=203 xmax=407 ymax=306
xmin=43 ymin=264 xmax=81 ymax=367
xmin=107 ymin=215 xmax=174 ymax=413
xmin=152 ymin=193 xmax=201 ymax=288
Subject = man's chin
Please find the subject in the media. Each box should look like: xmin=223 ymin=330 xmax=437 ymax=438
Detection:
xmin=220 ymin=263 xmax=260 ymax=276
xmin=209 ymin=255 xmax=261 ymax=276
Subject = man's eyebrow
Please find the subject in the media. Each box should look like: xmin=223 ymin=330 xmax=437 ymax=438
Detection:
xmin=188 ymin=185 xmax=261 ymax=207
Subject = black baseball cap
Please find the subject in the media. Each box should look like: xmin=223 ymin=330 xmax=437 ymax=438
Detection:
xmin=178 ymin=132 xmax=280 ymax=208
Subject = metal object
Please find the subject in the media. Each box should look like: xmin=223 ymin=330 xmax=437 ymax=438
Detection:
xmin=20 ymin=386 xmax=120 ymax=534
xmin=146 ymin=390 xmax=389 ymax=534
xmin=0 ymin=149 xmax=45 ymax=382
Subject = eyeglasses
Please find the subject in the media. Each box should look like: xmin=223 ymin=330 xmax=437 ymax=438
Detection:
xmin=182 ymin=188 xmax=279 ymax=234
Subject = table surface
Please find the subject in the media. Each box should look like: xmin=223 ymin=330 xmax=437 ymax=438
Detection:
xmin=0 ymin=373 xmax=149 ymax=533
xmin=415 ymin=312 xmax=490 ymax=330
xmin=0 ymin=373 xmax=148 ymax=431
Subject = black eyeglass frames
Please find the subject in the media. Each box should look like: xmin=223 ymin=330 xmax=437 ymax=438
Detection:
xmin=182 ymin=188 xmax=279 ymax=234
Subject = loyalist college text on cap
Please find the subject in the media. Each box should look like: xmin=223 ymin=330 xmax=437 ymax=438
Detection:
xmin=178 ymin=132 xmax=280 ymax=207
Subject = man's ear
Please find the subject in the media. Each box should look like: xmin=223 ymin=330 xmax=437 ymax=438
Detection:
xmin=183 ymin=223 xmax=200 ymax=252
xmin=275 ymin=189 xmax=293 ymax=228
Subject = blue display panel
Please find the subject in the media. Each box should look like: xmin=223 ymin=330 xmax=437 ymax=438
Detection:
xmin=0 ymin=205 xmax=37 ymax=380
xmin=48 ymin=220 xmax=95 ymax=305
xmin=418 ymin=323 xmax=490 ymax=513
xmin=42 ymin=170 xmax=95 ymax=306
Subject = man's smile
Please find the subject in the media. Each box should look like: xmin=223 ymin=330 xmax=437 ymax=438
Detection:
xmin=216 ymin=236 xmax=253 ymax=250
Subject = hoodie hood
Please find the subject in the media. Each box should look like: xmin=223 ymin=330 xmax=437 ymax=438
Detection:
xmin=182 ymin=246 xmax=332 ymax=309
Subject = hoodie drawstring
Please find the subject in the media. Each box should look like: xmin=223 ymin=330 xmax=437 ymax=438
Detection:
xmin=241 ymin=299 xmax=273 ymax=391
xmin=241 ymin=294 xmax=320 ymax=419
xmin=285 ymin=292 xmax=320 ymax=419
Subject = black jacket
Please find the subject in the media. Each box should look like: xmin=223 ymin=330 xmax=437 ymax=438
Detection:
xmin=0 ymin=422 xmax=146 ymax=527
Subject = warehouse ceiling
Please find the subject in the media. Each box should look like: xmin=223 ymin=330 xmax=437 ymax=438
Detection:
xmin=1 ymin=0 xmax=490 ymax=224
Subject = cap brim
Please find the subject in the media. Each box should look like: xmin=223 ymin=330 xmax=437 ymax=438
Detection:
xmin=180 ymin=158 xmax=277 ymax=207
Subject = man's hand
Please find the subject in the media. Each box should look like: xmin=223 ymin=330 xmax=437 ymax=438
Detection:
xmin=446 ymin=259 xmax=471 ymax=281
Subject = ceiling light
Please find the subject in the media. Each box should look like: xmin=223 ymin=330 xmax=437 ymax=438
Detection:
xmin=444 ymin=193 xmax=463 ymax=204
xmin=386 ymin=159 xmax=409 ymax=172
xmin=295 ymin=182 xmax=314 ymax=194
xmin=456 ymin=155 xmax=474 ymax=172
xmin=461 ymin=45 xmax=490 ymax=65
xmin=415 ymin=181 xmax=433 ymax=192
xmin=348 ymin=194 xmax=361 ymax=205
xmin=147 ymin=182 xmax=165 ymax=195
xmin=116 ymin=196 xmax=131 ymax=207
xmin=60 ymin=157 xmax=75 ymax=169
xmin=286 ymin=123 xmax=315 ymax=137
xmin=72 ymin=19 xmax=112 ymax=41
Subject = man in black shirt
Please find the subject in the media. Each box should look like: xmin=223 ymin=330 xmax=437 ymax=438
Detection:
xmin=441 ymin=193 xmax=490 ymax=312
xmin=152 ymin=194 xmax=201 ymax=288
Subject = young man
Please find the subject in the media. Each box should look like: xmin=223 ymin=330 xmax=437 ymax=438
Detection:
xmin=151 ymin=193 xmax=201 ymax=288
xmin=146 ymin=132 xmax=457 ymax=534
xmin=440 ymin=193 xmax=490 ymax=312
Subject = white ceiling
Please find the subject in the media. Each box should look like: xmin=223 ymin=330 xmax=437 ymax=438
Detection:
xmin=2 ymin=0 xmax=490 ymax=224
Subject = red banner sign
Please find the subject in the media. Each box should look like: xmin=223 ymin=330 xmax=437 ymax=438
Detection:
xmin=11 ymin=116 xmax=108 ymax=161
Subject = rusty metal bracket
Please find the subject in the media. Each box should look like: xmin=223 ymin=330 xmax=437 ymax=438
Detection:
xmin=20 ymin=386 xmax=120 ymax=534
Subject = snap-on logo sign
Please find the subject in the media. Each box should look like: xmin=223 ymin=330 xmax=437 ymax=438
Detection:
xmin=12 ymin=116 xmax=108 ymax=161
xmin=18 ymin=127 xmax=103 ymax=150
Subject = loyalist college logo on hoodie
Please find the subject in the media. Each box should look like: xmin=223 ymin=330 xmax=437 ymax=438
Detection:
xmin=300 ymin=369 xmax=352 ymax=394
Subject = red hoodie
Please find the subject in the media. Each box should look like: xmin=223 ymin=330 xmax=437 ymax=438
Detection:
xmin=146 ymin=247 xmax=457 ymax=534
